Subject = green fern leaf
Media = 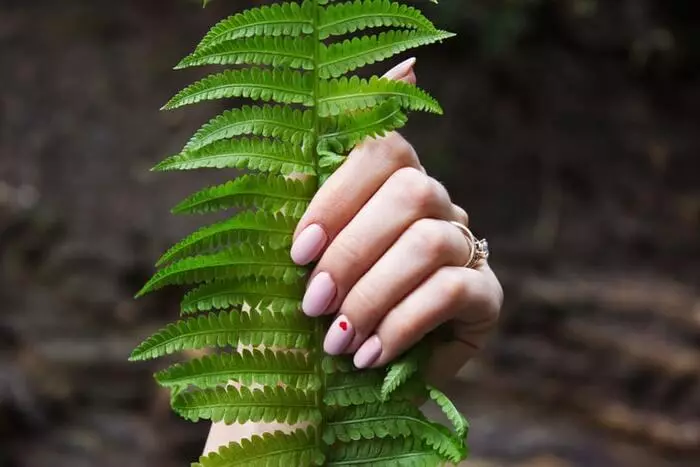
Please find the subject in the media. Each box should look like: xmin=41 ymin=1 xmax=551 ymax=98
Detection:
xmin=136 ymin=244 xmax=305 ymax=297
xmin=324 ymin=401 xmax=466 ymax=463
xmin=163 ymin=68 xmax=314 ymax=110
xmin=319 ymin=30 xmax=454 ymax=78
xmin=155 ymin=349 xmax=317 ymax=394
xmin=172 ymin=174 xmax=314 ymax=217
xmin=321 ymin=355 xmax=356 ymax=374
xmin=327 ymin=437 xmax=443 ymax=466
xmin=178 ymin=35 xmax=314 ymax=70
xmin=129 ymin=309 xmax=315 ymax=361
xmin=427 ymin=385 xmax=469 ymax=439
xmin=324 ymin=371 xmax=384 ymax=407
xmin=319 ymin=0 xmax=436 ymax=39
xmin=183 ymin=105 xmax=313 ymax=153
xmin=381 ymin=348 xmax=420 ymax=400
xmin=156 ymin=211 xmax=296 ymax=267
xmin=318 ymin=76 xmax=442 ymax=116
xmin=320 ymin=99 xmax=407 ymax=151
xmin=174 ymin=385 xmax=321 ymax=425
xmin=194 ymin=428 xmax=325 ymax=467
xmin=194 ymin=2 xmax=315 ymax=52
xmin=154 ymin=137 xmax=315 ymax=175
xmin=181 ymin=277 xmax=303 ymax=315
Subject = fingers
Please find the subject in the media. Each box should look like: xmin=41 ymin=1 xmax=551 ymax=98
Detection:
xmin=291 ymin=133 xmax=422 ymax=265
xmin=354 ymin=265 xmax=502 ymax=368
xmin=290 ymin=57 xmax=419 ymax=265
xmin=302 ymin=167 xmax=456 ymax=317
xmin=329 ymin=218 xmax=472 ymax=354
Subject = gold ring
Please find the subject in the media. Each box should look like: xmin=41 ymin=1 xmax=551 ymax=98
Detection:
xmin=450 ymin=221 xmax=490 ymax=269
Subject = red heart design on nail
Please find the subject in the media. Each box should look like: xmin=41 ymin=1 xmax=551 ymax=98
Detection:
xmin=339 ymin=321 xmax=348 ymax=331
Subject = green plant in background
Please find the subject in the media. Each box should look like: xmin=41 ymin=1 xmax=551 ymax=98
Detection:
xmin=129 ymin=0 xmax=468 ymax=465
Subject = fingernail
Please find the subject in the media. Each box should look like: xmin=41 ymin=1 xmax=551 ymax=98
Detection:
xmin=291 ymin=224 xmax=327 ymax=265
xmin=324 ymin=315 xmax=354 ymax=355
xmin=302 ymin=272 xmax=336 ymax=317
xmin=383 ymin=57 xmax=417 ymax=80
xmin=353 ymin=335 xmax=383 ymax=369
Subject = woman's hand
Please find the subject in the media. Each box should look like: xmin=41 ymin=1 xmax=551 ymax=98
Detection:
xmin=291 ymin=58 xmax=503 ymax=371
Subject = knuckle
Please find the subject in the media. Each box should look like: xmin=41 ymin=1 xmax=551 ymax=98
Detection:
xmin=322 ymin=232 xmax=365 ymax=275
xmin=341 ymin=287 xmax=378 ymax=333
xmin=389 ymin=168 xmax=442 ymax=213
xmin=361 ymin=133 xmax=419 ymax=169
xmin=408 ymin=219 xmax=453 ymax=260
xmin=440 ymin=271 xmax=468 ymax=307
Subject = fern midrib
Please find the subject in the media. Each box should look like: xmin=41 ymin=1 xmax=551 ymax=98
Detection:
xmin=196 ymin=45 xmax=313 ymax=62
xmin=180 ymin=80 xmax=313 ymax=105
xmin=177 ymin=149 xmax=314 ymax=168
xmin=327 ymin=450 xmax=438 ymax=466
xmin=142 ymin=325 xmax=315 ymax=356
xmin=322 ymin=108 xmax=403 ymax=140
xmin=328 ymin=414 xmax=434 ymax=429
xmin=184 ymin=290 xmax=301 ymax=305
xmin=318 ymin=12 xmax=426 ymax=35
xmin=209 ymin=444 xmax=317 ymax=466
xmin=205 ymin=19 xmax=314 ymax=49
xmin=320 ymin=90 xmax=410 ymax=105
xmin=309 ymin=0 xmax=328 ymax=459
xmin=193 ymin=117 xmax=312 ymax=146
xmin=320 ymin=32 xmax=436 ymax=69
xmin=163 ymin=367 xmax=315 ymax=384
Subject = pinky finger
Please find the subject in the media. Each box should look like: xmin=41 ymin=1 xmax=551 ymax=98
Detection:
xmin=353 ymin=266 xmax=492 ymax=369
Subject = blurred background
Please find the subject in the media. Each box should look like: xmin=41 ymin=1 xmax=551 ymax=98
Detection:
xmin=0 ymin=0 xmax=698 ymax=466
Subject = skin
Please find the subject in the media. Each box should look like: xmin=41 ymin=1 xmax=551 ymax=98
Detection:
xmin=202 ymin=58 xmax=503 ymax=454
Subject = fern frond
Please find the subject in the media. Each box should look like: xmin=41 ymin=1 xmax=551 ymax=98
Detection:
xmin=327 ymin=437 xmax=443 ymax=466
xmin=155 ymin=349 xmax=317 ymax=394
xmin=324 ymin=402 xmax=466 ymax=463
xmin=135 ymin=0 xmax=464 ymax=464
xmin=194 ymin=2 xmax=315 ymax=52
xmin=163 ymin=69 xmax=314 ymax=110
xmin=183 ymin=105 xmax=313 ymax=153
xmin=154 ymin=137 xmax=315 ymax=175
xmin=319 ymin=30 xmax=454 ymax=78
xmin=319 ymin=0 xmax=435 ymax=39
xmin=181 ymin=277 xmax=303 ymax=315
xmin=427 ymin=385 xmax=469 ymax=439
xmin=136 ymin=244 xmax=305 ymax=297
xmin=324 ymin=371 xmax=384 ymax=407
xmin=156 ymin=211 xmax=296 ymax=266
xmin=129 ymin=309 xmax=314 ymax=361
xmin=178 ymin=36 xmax=315 ymax=70
xmin=194 ymin=428 xmax=325 ymax=467
xmin=321 ymin=355 xmax=356 ymax=374
xmin=319 ymin=76 xmax=442 ymax=116
xmin=172 ymin=174 xmax=314 ymax=217
xmin=320 ymin=99 xmax=407 ymax=151
xmin=173 ymin=386 xmax=321 ymax=425
xmin=381 ymin=348 xmax=420 ymax=400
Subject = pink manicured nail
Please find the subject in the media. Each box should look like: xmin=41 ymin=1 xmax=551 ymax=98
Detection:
xmin=324 ymin=315 xmax=354 ymax=355
xmin=383 ymin=57 xmax=416 ymax=80
xmin=291 ymin=224 xmax=327 ymax=265
xmin=302 ymin=272 xmax=336 ymax=317
xmin=353 ymin=335 xmax=382 ymax=369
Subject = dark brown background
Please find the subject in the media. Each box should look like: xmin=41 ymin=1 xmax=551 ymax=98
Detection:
xmin=0 ymin=1 xmax=698 ymax=466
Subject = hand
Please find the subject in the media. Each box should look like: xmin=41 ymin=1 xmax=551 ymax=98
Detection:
xmin=291 ymin=58 xmax=503 ymax=371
